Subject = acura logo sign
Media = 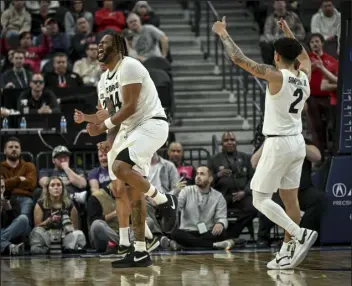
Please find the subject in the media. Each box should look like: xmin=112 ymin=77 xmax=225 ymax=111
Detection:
xmin=332 ymin=183 xmax=347 ymax=198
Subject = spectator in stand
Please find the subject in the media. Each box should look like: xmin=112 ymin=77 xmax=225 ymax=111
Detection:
xmin=146 ymin=152 xmax=183 ymax=234
xmin=308 ymin=33 xmax=338 ymax=157
xmin=1 ymin=175 xmax=30 ymax=256
xmin=39 ymin=146 xmax=87 ymax=205
xmin=37 ymin=18 xmax=70 ymax=57
xmin=132 ymin=1 xmax=160 ymax=28
xmin=45 ymin=53 xmax=83 ymax=88
xmin=25 ymin=0 xmax=60 ymax=14
xmin=73 ymin=42 xmax=101 ymax=86
xmin=1 ymin=49 xmax=32 ymax=89
xmin=126 ymin=13 xmax=169 ymax=62
xmin=311 ymin=0 xmax=341 ymax=41
xmin=65 ymin=0 xmax=94 ymax=37
xmin=252 ymin=138 xmax=326 ymax=247
xmin=17 ymin=73 xmax=60 ymax=114
xmin=18 ymin=29 xmax=50 ymax=73
xmin=167 ymin=142 xmax=196 ymax=185
xmin=169 ymin=166 xmax=234 ymax=250
xmin=87 ymin=147 xmax=111 ymax=192
xmin=1 ymin=0 xmax=31 ymax=38
xmin=0 ymin=137 xmax=37 ymax=220
xmin=95 ymin=0 xmax=125 ymax=34
xmin=30 ymin=0 xmax=59 ymax=37
xmin=70 ymin=16 xmax=97 ymax=62
xmin=260 ymin=0 xmax=305 ymax=65
xmin=0 ymin=49 xmax=15 ymax=73
xmin=87 ymin=182 xmax=119 ymax=253
xmin=208 ymin=132 xmax=257 ymax=239
xmin=30 ymin=176 xmax=86 ymax=254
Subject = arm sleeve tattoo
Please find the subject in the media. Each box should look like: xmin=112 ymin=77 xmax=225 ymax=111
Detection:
xmin=220 ymin=32 xmax=277 ymax=77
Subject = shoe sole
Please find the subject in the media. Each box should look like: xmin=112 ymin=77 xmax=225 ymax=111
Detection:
xmin=291 ymin=231 xmax=318 ymax=268
xmin=147 ymin=241 xmax=160 ymax=253
xmin=111 ymin=259 xmax=153 ymax=268
xmin=99 ymin=254 xmax=125 ymax=258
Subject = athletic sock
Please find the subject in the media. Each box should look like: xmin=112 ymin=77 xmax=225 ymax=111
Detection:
xmin=145 ymin=222 xmax=153 ymax=239
xmin=119 ymin=227 xmax=130 ymax=247
xmin=145 ymin=184 xmax=167 ymax=205
xmin=252 ymin=191 xmax=301 ymax=238
xmin=134 ymin=241 xmax=147 ymax=252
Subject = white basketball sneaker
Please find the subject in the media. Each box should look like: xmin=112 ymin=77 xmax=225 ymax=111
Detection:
xmin=267 ymin=241 xmax=295 ymax=270
xmin=290 ymin=228 xmax=318 ymax=268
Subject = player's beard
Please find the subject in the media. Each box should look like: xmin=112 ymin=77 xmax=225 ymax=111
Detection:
xmin=99 ymin=46 xmax=114 ymax=64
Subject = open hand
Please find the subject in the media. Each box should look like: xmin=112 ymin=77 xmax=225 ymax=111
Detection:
xmin=212 ymin=223 xmax=224 ymax=236
xmin=212 ymin=16 xmax=227 ymax=36
xmin=175 ymin=178 xmax=187 ymax=191
xmin=74 ymin=109 xmax=85 ymax=124
xmin=232 ymin=191 xmax=246 ymax=202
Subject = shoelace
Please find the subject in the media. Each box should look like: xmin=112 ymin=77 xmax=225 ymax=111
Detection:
xmin=286 ymin=240 xmax=296 ymax=258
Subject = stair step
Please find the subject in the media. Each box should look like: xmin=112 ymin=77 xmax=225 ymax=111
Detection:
xmin=177 ymin=117 xmax=258 ymax=128
xmin=175 ymin=98 xmax=255 ymax=104
xmin=173 ymin=129 xmax=254 ymax=143
xmin=182 ymin=143 xmax=254 ymax=156
xmin=175 ymin=111 xmax=259 ymax=119
xmin=176 ymin=103 xmax=251 ymax=111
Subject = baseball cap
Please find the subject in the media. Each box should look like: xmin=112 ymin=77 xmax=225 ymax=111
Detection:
xmin=45 ymin=18 xmax=56 ymax=25
xmin=52 ymin=145 xmax=71 ymax=158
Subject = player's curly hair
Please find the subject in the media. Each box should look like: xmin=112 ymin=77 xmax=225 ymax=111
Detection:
xmin=274 ymin=37 xmax=302 ymax=63
xmin=107 ymin=31 xmax=129 ymax=57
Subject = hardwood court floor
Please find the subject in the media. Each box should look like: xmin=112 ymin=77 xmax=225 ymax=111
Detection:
xmin=1 ymin=247 xmax=351 ymax=286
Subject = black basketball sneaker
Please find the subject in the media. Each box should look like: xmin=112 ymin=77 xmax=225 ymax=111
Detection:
xmin=111 ymin=251 xmax=152 ymax=268
xmin=158 ymin=194 xmax=178 ymax=232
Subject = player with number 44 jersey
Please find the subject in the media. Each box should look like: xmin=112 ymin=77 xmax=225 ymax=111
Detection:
xmin=213 ymin=17 xmax=317 ymax=270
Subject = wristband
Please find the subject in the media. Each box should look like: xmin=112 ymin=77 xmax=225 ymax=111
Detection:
xmin=104 ymin=117 xmax=116 ymax=129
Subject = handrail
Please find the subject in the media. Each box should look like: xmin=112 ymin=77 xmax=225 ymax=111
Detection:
xmin=211 ymin=134 xmax=219 ymax=155
xmin=204 ymin=1 xmax=226 ymax=89
xmin=207 ymin=1 xmax=219 ymax=19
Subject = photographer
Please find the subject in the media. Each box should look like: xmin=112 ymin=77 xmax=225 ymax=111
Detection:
xmin=208 ymin=132 xmax=257 ymax=238
xmin=1 ymin=176 xmax=29 ymax=256
xmin=30 ymin=177 xmax=86 ymax=254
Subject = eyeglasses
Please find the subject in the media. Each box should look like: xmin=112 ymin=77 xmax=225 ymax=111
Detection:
xmin=32 ymin=80 xmax=44 ymax=84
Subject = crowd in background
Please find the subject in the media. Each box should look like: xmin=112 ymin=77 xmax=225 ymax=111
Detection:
xmin=0 ymin=0 xmax=343 ymax=255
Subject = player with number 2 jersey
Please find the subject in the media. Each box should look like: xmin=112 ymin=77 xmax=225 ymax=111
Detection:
xmin=213 ymin=16 xmax=317 ymax=270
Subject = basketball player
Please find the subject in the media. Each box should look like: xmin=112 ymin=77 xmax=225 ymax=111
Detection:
xmin=74 ymin=106 xmax=160 ymax=255
xmin=83 ymin=32 xmax=176 ymax=268
xmin=213 ymin=17 xmax=317 ymax=269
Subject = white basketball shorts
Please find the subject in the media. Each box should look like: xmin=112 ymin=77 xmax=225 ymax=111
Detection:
xmin=250 ymin=134 xmax=306 ymax=193
xmin=107 ymin=118 xmax=169 ymax=180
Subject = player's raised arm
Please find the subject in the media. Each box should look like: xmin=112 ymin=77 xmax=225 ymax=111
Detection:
xmin=212 ymin=16 xmax=282 ymax=83
xmin=278 ymin=18 xmax=311 ymax=80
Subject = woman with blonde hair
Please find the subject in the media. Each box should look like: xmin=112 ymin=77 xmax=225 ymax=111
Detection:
xmin=30 ymin=176 xmax=86 ymax=254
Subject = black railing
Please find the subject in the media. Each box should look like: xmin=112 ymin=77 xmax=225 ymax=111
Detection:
xmin=204 ymin=1 xmax=226 ymax=90
xmin=211 ymin=134 xmax=220 ymax=155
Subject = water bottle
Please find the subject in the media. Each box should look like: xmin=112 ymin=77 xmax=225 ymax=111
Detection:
xmin=2 ymin=117 xmax=9 ymax=129
xmin=21 ymin=99 xmax=29 ymax=114
xmin=60 ymin=116 xmax=67 ymax=134
xmin=20 ymin=117 xmax=27 ymax=129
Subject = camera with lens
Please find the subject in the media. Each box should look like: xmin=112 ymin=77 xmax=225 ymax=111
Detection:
xmin=61 ymin=210 xmax=74 ymax=234
xmin=49 ymin=228 xmax=62 ymax=254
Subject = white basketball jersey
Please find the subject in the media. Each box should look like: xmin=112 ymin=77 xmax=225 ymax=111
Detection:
xmin=97 ymin=56 xmax=166 ymax=132
xmin=262 ymin=69 xmax=310 ymax=136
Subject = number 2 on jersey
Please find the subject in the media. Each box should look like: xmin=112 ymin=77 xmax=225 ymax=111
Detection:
xmin=289 ymin=88 xmax=303 ymax=114
xmin=102 ymin=91 xmax=122 ymax=115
